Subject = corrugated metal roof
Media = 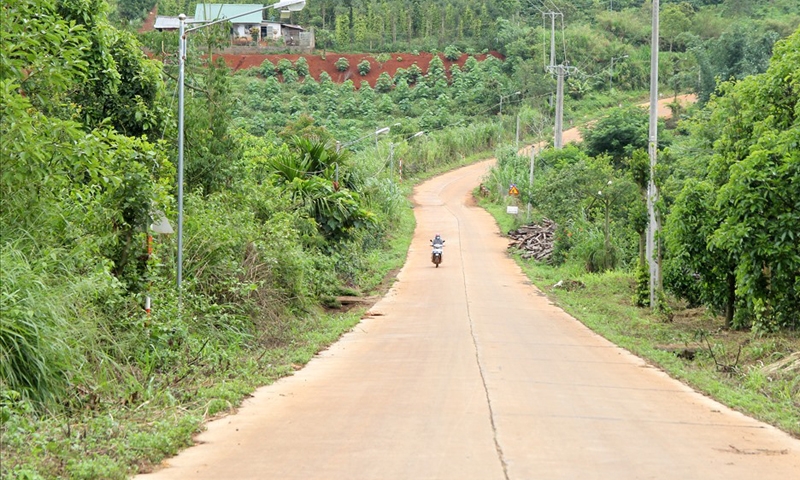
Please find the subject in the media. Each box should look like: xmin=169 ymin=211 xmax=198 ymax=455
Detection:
xmin=154 ymin=16 xmax=186 ymax=29
xmin=194 ymin=4 xmax=265 ymax=24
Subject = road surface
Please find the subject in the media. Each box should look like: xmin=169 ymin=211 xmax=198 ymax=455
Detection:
xmin=139 ymin=155 xmax=799 ymax=479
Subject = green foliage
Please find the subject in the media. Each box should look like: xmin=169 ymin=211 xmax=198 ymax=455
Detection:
xmin=691 ymin=22 xmax=780 ymax=103
xmin=357 ymin=59 xmax=371 ymax=76
xmin=295 ymin=56 xmax=310 ymax=77
xmin=444 ymin=44 xmax=461 ymax=61
xmin=375 ymin=72 xmax=393 ymax=93
xmin=183 ymin=57 xmax=241 ymax=195
xmin=633 ymin=258 xmax=650 ymax=307
xmin=335 ymin=57 xmax=350 ymax=72
xmin=282 ymin=69 xmax=299 ymax=83
xmin=260 ymin=59 xmax=277 ymax=77
xmin=581 ymin=106 xmax=651 ymax=166
xmin=666 ymin=29 xmax=800 ymax=330
xmin=276 ymin=58 xmax=294 ymax=75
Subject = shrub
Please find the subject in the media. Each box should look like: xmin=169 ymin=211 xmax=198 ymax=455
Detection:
xmin=376 ymin=53 xmax=391 ymax=65
xmin=407 ymin=63 xmax=423 ymax=84
xmin=444 ymin=44 xmax=461 ymax=61
xmin=357 ymin=59 xmax=371 ymax=76
xmin=295 ymin=57 xmax=309 ymax=77
xmin=335 ymin=57 xmax=349 ymax=72
xmin=276 ymin=58 xmax=294 ymax=75
xmin=282 ymin=69 xmax=299 ymax=83
xmin=375 ymin=72 xmax=393 ymax=93
xmin=260 ymin=59 xmax=276 ymax=77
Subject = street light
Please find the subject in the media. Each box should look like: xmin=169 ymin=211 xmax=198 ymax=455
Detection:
xmin=609 ymin=54 xmax=628 ymax=90
xmin=336 ymin=124 xmax=395 ymax=153
xmin=177 ymin=0 xmax=306 ymax=289
xmin=499 ymin=91 xmax=521 ymax=115
xmin=387 ymin=131 xmax=424 ymax=182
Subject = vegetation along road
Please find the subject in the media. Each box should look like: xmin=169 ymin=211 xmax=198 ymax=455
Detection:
xmin=139 ymin=157 xmax=800 ymax=479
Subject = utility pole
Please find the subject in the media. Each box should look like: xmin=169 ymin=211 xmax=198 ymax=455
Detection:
xmin=610 ymin=54 xmax=628 ymax=90
xmin=544 ymin=11 xmax=573 ymax=150
xmin=516 ymin=114 xmax=521 ymax=149
xmin=647 ymin=0 xmax=661 ymax=307
xmin=543 ymin=12 xmax=562 ymax=68
xmin=549 ymin=63 xmax=576 ymax=149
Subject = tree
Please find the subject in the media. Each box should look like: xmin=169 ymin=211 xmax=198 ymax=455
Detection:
xmin=56 ymin=0 xmax=167 ymax=137
xmin=581 ymin=106 xmax=650 ymax=167
xmin=295 ymin=57 xmax=310 ymax=77
xmin=667 ymin=29 xmax=800 ymax=330
xmin=691 ymin=22 xmax=779 ymax=103
xmin=661 ymin=3 xmax=693 ymax=52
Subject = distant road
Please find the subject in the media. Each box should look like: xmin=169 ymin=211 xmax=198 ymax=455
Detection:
xmin=521 ymin=93 xmax=697 ymax=156
xmin=138 ymin=132 xmax=800 ymax=479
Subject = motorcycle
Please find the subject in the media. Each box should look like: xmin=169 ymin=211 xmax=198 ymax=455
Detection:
xmin=430 ymin=239 xmax=445 ymax=267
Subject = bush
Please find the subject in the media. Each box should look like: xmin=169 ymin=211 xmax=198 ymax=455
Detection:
xmin=444 ymin=44 xmax=461 ymax=61
xmin=407 ymin=63 xmax=423 ymax=84
xmin=357 ymin=59 xmax=371 ymax=76
xmin=335 ymin=57 xmax=349 ymax=72
xmin=295 ymin=57 xmax=309 ymax=77
xmin=276 ymin=58 xmax=294 ymax=75
xmin=282 ymin=69 xmax=299 ymax=83
xmin=375 ymin=72 xmax=393 ymax=93
xmin=260 ymin=59 xmax=276 ymax=77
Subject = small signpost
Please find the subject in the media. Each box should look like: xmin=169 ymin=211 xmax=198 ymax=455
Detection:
xmin=507 ymin=184 xmax=520 ymax=214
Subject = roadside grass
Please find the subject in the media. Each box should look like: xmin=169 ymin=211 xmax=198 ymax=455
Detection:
xmin=482 ymin=198 xmax=800 ymax=439
xmin=1 ymin=205 xmax=419 ymax=479
xmin=0 ymin=307 xmax=370 ymax=479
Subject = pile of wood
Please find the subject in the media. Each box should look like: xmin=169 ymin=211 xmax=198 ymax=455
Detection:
xmin=507 ymin=219 xmax=557 ymax=261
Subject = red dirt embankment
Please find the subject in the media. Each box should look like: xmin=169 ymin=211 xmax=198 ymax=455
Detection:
xmin=217 ymin=51 xmax=502 ymax=87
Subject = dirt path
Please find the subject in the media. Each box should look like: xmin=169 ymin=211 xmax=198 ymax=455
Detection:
xmin=139 ymin=4 xmax=158 ymax=33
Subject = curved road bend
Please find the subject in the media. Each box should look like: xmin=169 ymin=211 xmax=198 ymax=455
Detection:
xmin=139 ymin=159 xmax=800 ymax=479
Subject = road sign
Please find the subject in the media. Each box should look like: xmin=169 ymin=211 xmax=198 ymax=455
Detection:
xmin=509 ymin=184 xmax=520 ymax=196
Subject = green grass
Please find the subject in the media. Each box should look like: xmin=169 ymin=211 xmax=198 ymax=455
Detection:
xmin=1 ymin=307 xmax=370 ymax=479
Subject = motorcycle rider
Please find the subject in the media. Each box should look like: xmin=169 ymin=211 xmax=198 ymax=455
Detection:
xmin=430 ymin=234 xmax=445 ymax=264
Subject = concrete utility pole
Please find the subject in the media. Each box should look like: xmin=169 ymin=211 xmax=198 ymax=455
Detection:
xmin=647 ymin=0 xmax=661 ymax=307
xmin=609 ymin=54 xmax=628 ymax=90
xmin=549 ymin=63 xmax=576 ymax=149
xmin=543 ymin=12 xmax=562 ymax=68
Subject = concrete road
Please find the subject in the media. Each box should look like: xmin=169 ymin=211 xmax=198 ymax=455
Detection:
xmin=139 ymin=159 xmax=800 ymax=479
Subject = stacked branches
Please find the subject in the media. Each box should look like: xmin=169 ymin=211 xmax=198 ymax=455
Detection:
xmin=507 ymin=219 xmax=556 ymax=261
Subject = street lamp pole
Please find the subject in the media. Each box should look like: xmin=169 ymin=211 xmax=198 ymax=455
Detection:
xmin=609 ymin=54 xmax=628 ymax=90
xmin=499 ymin=91 xmax=521 ymax=115
xmin=176 ymin=0 xmax=306 ymax=290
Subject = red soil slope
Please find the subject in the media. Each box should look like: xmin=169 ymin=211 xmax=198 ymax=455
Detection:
xmin=217 ymin=51 xmax=502 ymax=87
